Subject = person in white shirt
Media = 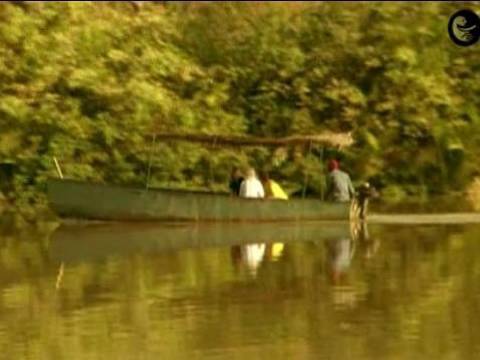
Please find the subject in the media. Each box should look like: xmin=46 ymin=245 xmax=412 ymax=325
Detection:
xmin=239 ymin=168 xmax=265 ymax=198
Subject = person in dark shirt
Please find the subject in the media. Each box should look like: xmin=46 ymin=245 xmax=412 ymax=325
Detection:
xmin=229 ymin=167 xmax=244 ymax=196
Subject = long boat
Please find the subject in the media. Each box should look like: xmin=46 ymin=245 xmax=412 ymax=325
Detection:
xmin=47 ymin=131 xmax=365 ymax=222
xmin=47 ymin=178 xmax=362 ymax=222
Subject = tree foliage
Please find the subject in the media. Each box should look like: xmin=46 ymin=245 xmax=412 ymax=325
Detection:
xmin=0 ymin=2 xmax=478 ymax=214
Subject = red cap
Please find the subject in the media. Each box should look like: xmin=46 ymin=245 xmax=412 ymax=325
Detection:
xmin=328 ymin=159 xmax=339 ymax=171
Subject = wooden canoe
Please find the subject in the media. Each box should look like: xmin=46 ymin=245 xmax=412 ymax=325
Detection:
xmin=47 ymin=179 xmax=363 ymax=222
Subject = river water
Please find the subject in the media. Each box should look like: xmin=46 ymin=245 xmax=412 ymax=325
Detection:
xmin=1 ymin=221 xmax=480 ymax=359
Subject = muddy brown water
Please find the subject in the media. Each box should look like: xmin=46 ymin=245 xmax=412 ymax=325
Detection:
xmin=1 ymin=218 xmax=480 ymax=359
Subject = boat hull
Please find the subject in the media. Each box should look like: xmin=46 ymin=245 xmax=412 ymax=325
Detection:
xmin=47 ymin=179 xmax=355 ymax=222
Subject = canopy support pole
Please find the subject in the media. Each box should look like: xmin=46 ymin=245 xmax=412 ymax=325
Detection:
xmin=301 ymin=141 xmax=313 ymax=199
xmin=145 ymin=134 xmax=156 ymax=190
xmin=53 ymin=157 xmax=64 ymax=179
xmin=320 ymin=146 xmax=325 ymax=201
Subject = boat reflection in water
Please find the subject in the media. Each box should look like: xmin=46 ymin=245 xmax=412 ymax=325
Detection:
xmin=226 ymin=221 xmax=373 ymax=281
xmin=326 ymin=222 xmax=375 ymax=284
xmin=268 ymin=242 xmax=285 ymax=261
xmin=358 ymin=222 xmax=380 ymax=260
xmin=231 ymin=243 xmax=266 ymax=276
xmin=50 ymin=221 xmax=374 ymax=285
xmin=50 ymin=221 xmax=353 ymax=264
xmin=326 ymin=235 xmax=354 ymax=284
xmin=230 ymin=242 xmax=285 ymax=276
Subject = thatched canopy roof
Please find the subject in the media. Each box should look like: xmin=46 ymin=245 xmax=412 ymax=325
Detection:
xmin=153 ymin=132 xmax=354 ymax=148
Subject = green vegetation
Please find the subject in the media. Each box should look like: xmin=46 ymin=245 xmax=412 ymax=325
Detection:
xmin=1 ymin=2 xmax=479 ymax=217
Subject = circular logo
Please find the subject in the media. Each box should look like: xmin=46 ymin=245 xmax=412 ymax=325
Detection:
xmin=448 ymin=9 xmax=480 ymax=46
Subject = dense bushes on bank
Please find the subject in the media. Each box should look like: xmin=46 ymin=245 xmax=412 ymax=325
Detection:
xmin=0 ymin=2 xmax=479 ymax=215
